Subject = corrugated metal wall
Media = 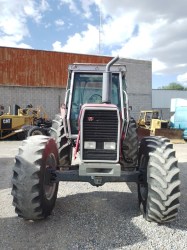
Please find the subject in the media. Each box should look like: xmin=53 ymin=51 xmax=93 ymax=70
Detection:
xmin=0 ymin=47 xmax=112 ymax=88
xmin=152 ymin=89 xmax=187 ymax=120
xmin=152 ymin=89 xmax=187 ymax=108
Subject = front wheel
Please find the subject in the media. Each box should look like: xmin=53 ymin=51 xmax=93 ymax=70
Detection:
xmin=138 ymin=136 xmax=180 ymax=223
xmin=11 ymin=135 xmax=59 ymax=220
xmin=121 ymin=118 xmax=138 ymax=170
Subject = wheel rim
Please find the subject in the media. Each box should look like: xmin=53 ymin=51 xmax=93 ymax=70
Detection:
xmin=32 ymin=130 xmax=43 ymax=136
xmin=44 ymin=153 xmax=57 ymax=200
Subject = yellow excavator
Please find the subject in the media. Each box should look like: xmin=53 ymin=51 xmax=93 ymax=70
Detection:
xmin=0 ymin=104 xmax=51 ymax=140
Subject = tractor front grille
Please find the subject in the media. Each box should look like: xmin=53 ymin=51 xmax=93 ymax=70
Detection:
xmin=82 ymin=109 xmax=119 ymax=161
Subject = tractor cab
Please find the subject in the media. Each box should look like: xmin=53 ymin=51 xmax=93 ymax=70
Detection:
xmin=64 ymin=62 xmax=128 ymax=137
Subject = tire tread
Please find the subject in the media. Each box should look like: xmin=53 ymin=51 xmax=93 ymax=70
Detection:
xmin=139 ymin=136 xmax=180 ymax=223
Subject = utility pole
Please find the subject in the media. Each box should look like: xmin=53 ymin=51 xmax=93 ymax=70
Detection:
xmin=98 ymin=7 xmax=102 ymax=55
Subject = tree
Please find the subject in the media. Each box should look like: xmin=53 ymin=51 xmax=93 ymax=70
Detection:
xmin=159 ymin=82 xmax=187 ymax=90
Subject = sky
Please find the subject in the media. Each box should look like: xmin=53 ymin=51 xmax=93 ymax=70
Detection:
xmin=0 ymin=0 xmax=187 ymax=89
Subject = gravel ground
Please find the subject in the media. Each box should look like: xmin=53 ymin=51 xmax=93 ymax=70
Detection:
xmin=0 ymin=141 xmax=187 ymax=250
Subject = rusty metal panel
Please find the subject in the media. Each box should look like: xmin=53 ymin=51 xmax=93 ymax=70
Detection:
xmin=137 ymin=127 xmax=150 ymax=140
xmin=0 ymin=47 xmax=112 ymax=88
xmin=155 ymin=128 xmax=184 ymax=139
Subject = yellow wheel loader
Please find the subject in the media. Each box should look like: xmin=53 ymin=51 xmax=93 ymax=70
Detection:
xmin=137 ymin=110 xmax=169 ymax=134
xmin=0 ymin=104 xmax=51 ymax=140
xmin=137 ymin=110 xmax=184 ymax=141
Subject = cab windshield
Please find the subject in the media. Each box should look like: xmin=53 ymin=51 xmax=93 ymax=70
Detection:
xmin=70 ymin=72 xmax=121 ymax=134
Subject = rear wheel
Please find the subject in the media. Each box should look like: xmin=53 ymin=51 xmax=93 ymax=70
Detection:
xmin=11 ymin=135 xmax=59 ymax=220
xmin=28 ymin=126 xmax=45 ymax=136
xmin=138 ymin=136 xmax=180 ymax=223
xmin=50 ymin=114 xmax=72 ymax=166
xmin=121 ymin=118 xmax=138 ymax=170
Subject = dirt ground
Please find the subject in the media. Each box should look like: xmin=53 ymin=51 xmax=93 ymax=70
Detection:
xmin=0 ymin=140 xmax=187 ymax=250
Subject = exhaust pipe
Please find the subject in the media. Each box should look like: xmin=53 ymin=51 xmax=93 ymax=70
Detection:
xmin=102 ymin=56 xmax=119 ymax=103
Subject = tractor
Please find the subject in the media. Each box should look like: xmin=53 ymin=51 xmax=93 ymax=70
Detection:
xmin=11 ymin=56 xmax=180 ymax=223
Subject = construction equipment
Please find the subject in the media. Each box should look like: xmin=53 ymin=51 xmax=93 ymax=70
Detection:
xmin=0 ymin=104 xmax=51 ymax=139
xmin=11 ymin=56 xmax=180 ymax=223
xmin=137 ymin=110 xmax=169 ymax=134
xmin=137 ymin=109 xmax=185 ymax=141
xmin=170 ymin=106 xmax=187 ymax=141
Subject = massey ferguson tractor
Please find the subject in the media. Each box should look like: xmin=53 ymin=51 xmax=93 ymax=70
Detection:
xmin=11 ymin=56 xmax=180 ymax=223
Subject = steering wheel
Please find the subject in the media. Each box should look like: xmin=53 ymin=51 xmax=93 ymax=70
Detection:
xmin=87 ymin=94 xmax=102 ymax=103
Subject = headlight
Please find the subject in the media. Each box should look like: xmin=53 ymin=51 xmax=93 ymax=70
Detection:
xmin=104 ymin=142 xmax=116 ymax=150
xmin=84 ymin=141 xmax=96 ymax=149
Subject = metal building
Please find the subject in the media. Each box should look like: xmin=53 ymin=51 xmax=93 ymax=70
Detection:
xmin=0 ymin=47 xmax=152 ymax=119
xmin=152 ymin=89 xmax=187 ymax=119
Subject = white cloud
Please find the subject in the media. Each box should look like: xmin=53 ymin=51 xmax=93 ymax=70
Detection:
xmin=24 ymin=4 xmax=42 ymax=23
xmin=59 ymin=0 xmax=80 ymax=15
xmin=111 ymin=19 xmax=166 ymax=58
xmin=55 ymin=19 xmax=64 ymax=27
xmin=52 ymin=8 xmax=138 ymax=55
xmin=0 ymin=0 xmax=50 ymax=48
xmin=176 ymin=64 xmax=187 ymax=68
xmin=53 ymin=24 xmax=99 ymax=54
xmin=112 ymin=23 xmax=153 ymax=58
xmin=1 ymin=0 xmax=187 ymax=83
xmin=102 ymin=12 xmax=137 ymax=46
xmin=152 ymin=58 xmax=167 ymax=74
xmin=40 ymin=0 xmax=50 ymax=12
xmin=45 ymin=23 xmax=51 ymax=29
xmin=177 ymin=72 xmax=187 ymax=86
xmin=52 ymin=0 xmax=187 ymax=83
xmin=0 ymin=35 xmax=32 ymax=49
xmin=91 ymin=0 xmax=187 ymax=77
xmin=59 ymin=0 xmax=96 ymax=18
xmin=80 ymin=0 xmax=95 ymax=18
xmin=24 ymin=0 xmax=50 ymax=23
xmin=52 ymin=41 xmax=63 ymax=51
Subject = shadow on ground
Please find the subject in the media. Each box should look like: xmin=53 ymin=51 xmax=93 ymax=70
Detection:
xmin=0 ymin=189 xmax=147 ymax=250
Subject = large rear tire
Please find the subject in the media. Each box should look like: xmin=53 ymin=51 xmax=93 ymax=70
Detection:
xmin=50 ymin=114 xmax=72 ymax=166
xmin=121 ymin=118 xmax=138 ymax=170
xmin=11 ymin=135 xmax=59 ymax=220
xmin=138 ymin=136 xmax=180 ymax=223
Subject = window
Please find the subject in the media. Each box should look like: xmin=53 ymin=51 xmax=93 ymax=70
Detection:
xmin=70 ymin=72 xmax=121 ymax=134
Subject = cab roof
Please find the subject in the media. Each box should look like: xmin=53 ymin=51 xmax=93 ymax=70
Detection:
xmin=68 ymin=63 xmax=126 ymax=73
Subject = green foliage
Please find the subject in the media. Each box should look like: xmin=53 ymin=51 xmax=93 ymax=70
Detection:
xmin=159 ymin=82 xmax=187 ymax=90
